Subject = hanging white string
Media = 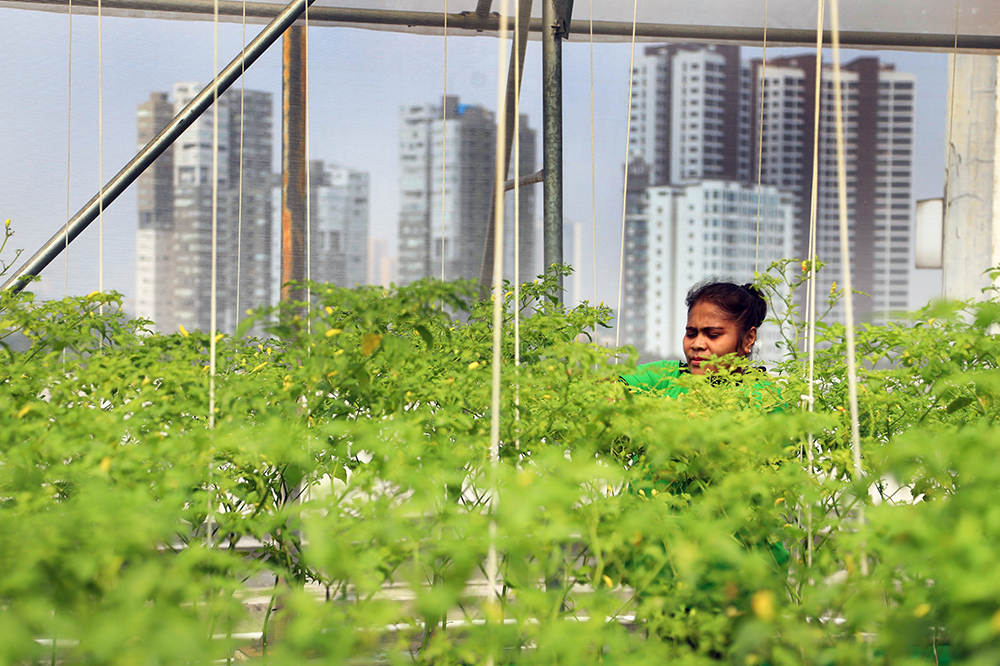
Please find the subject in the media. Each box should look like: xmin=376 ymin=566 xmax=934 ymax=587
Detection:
xmin=588 ymin=0 xmax=597 ymax=303
xmin=486 ymin=0 xmax=510 ymax=640
xmin=802 ymin=0 xmax=826 ymax=571
xmin=942 ymin=0 xmax=960 ymax=296
xmin=304 ymin=0 xmax=312 ymax=335
xmin=512 ymin=0 xmax=522 ymax=451
xmin=97 ymin=0 xmax=104 ymax=304
xmin=235 ymin=0 xmax=247 ymax=327
xmin=64 ymin=0 xmax=73 ymax=299
xmin=209 ymin=0 xmax=221 ymax=431
xmin=829 ymin=0 xmax=867 ymax=576
xmin=440 ymin=0 xmax=448 ymax=282
xmin=613 ymin=0 xmax=640 ymax=359
xmin=754 ymin=0 xmax=769 ymax=275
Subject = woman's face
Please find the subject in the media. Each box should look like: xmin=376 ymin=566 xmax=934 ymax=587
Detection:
xmin=683 ymin=300 xmax=755 ymax=375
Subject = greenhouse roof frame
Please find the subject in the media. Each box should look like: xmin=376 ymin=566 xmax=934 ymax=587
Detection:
xmin=3 ymin=0 xmax=1000 ymax=51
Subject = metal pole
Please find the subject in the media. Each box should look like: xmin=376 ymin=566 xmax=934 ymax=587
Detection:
xmin=541 ymin=0 xmax=563 ymax=293
xmin=1 ymin=0 xmax=316 ymax=293
xmin=281 ymin=25 xmax=308 ymax=303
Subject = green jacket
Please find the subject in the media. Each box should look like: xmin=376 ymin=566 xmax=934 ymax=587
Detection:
xmin=620 ymin=359 xmax=785 ymax=411
xmin=620 ymin=359 xmax=790 ymax=568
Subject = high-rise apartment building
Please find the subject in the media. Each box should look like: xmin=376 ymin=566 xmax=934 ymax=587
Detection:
xmin=623 ymin=45 xmax=914 ymax=356
xmin=749 ymin=55 xmax=915 ymax=324
xmin=136 ymin=83 xmax=274 ymax=334
xmin=621 ymin=180 xmax=794 ymax=360
xmin=308 ymin=161 xmax=369 ymax=288
xmin=397 ymin=96 xmax=536 ymax=286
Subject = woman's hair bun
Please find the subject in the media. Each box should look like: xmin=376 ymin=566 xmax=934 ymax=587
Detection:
xmin=686 ymin=280 xmax=768 ymax=336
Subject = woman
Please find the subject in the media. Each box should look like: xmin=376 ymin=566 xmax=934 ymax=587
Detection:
xmin=620 ymin=281 xmax=768 ymax=396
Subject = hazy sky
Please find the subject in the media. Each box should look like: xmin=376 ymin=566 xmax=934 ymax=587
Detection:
xmin=0 ymin=5 xmax=947 ymax=316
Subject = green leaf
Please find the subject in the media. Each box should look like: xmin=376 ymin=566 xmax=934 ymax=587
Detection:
xmin=947 ymin=395 xmax=975 ymax=414
xmin=415 ymin=324 xmax=434 ymax=350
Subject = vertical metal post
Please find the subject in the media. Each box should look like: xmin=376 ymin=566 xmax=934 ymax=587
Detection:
xmin=542 ymin=0 xmax=564 ymax=294
xmin=282 ymin=25 xmax=308 ymax=303
xmin=942 ymin=54 xmax=1000 ymax=300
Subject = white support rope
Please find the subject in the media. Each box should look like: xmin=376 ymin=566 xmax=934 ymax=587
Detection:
xmin=440 ymin=0 xmax=448 ymax=283
xmin=754 ymin=0 xmax=769 ymax=275
xmin=942 ymin=0 xmax=960 ymax=297
xmin=209 ymin=0 xmax=220 ymax=431
xmin=512 ymin=0 xmax=521 ymax=450
xmin=829 ymin=0 xmax=867 ymax=576
xmin=97 ymin=0 xmax=104 ymax=304
xmin=802 ymin=0 xmax=825 ymax=572
xmin=486 ymin=0 xmax=510 ymax=628
xmin=64 ymin=0 xmax=73 ymax=299
xmin=304 ymin=0 xmax=312 ymax=334
xmin=235 ymin=0 xmax=247 ymax=327
xmin=588 ymin=0 xmax=597 ymax=303
xmin=613 ymin=0 xmax=639 ymax=359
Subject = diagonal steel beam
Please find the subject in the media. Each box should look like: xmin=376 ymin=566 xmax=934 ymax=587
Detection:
xmin=1 ymin=0 xmax=318 ymax=293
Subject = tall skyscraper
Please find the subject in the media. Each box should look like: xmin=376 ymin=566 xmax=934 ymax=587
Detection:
xmin=397 ymin=96 xmax=536 ymax=286
xmin=622 ymin=45 xmax=915 ymax=356
xmin=308 ymin=161 xmax=369 ymax=288
xmin=749 ymin=55 xmax=915 ymax=324
xmin=622 ymin=180 xmax=794 ymax=360
xmin=136 ymin=83 xmax=274 ymax=334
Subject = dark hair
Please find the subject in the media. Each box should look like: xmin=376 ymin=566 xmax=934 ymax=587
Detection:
xmin=685 ymin=281 xmax=767 ymax=345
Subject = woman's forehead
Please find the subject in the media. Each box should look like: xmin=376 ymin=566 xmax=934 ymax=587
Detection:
xmin=686 ymin=300 xmax=736 ymax=327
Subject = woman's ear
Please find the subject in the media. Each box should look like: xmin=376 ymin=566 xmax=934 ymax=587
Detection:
xmin=742 ymin=326 xmax=757 ymax=355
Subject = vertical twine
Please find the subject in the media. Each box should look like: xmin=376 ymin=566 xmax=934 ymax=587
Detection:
xmin=803 ymin=0 xmax=826 ymax=572
xmin=589 ymin=0 xmax=597 ymax=303
xmin=97 ymin=0 xmax=104 ymax=306
xmin=485 ymin=0 xmax=511 ymax=640
xmin=441 ymin=0 xmax=448 ymax=282
xmin=64 ymin=0 xmax=73 ymax=299
xmin=829 ymin=0 xmax=867 ymax=576
xmin=235 ymin=0 xmax=247 ymax=327
xmin=613 ymin=0 xmax=640 ymax=359
xmin=754 ymin=0 xmax=769 ymax=275
xmin=942 ymin=0 xmax=960 ymax=296
xmin=209 ymin=0 xmax=220 ymax=431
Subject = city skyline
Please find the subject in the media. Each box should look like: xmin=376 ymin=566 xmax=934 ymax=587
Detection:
xmin=621 ymin=45 xmax=917 ymax=358
xmin=0 ymin=9 xmax=948 ymax=334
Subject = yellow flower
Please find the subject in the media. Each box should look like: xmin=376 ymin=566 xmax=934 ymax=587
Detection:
xmin=751 ymin=590 xmax=775 ymax=622
xmin=179 ymin=325 xmax=189 ymax=337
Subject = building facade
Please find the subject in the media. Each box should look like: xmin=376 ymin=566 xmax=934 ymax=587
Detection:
xmin=135 ymin=83 xmax=274 ymax=334
xmin=397 ymin=96 xmax=536 ymax=286
xmin=622 ymin=180 xmax=794 ymax=360
xmin=622 ymin=45 xmax=915 ymax=356
xmin=309 ymin=161 xmax=369 ymax=289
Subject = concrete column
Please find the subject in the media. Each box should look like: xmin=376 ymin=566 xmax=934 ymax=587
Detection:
xmin=943 ymin=54 xmax=1000 ymax=300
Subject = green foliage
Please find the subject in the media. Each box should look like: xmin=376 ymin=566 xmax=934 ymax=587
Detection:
xmin=3 ymin=252 xmax=1000 ymax=665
